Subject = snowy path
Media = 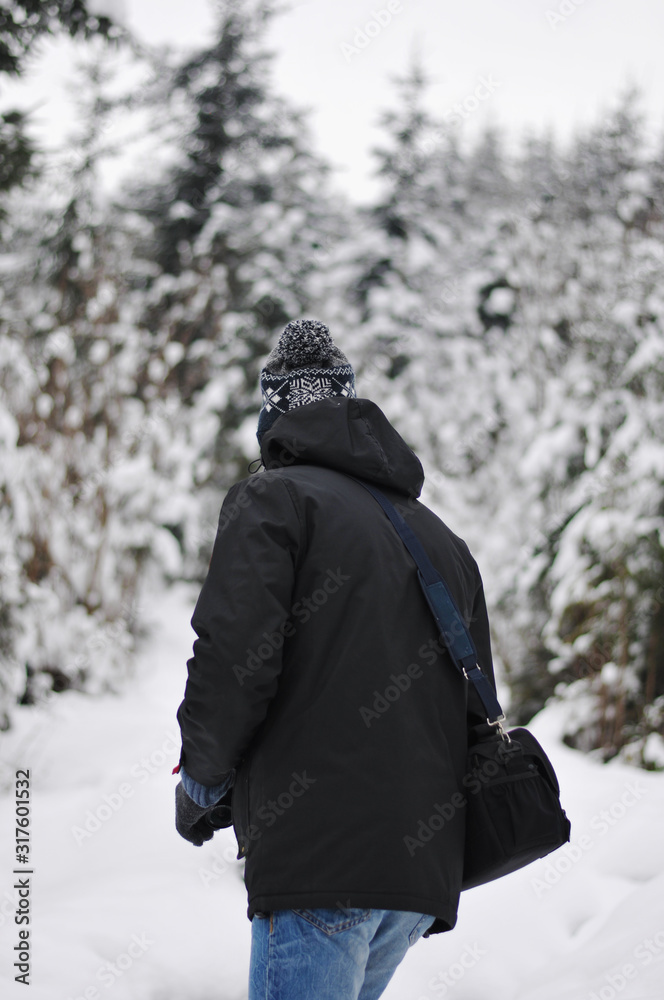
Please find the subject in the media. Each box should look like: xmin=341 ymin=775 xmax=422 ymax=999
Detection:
xmin=0 ymin=583 xmax=663 ymax=999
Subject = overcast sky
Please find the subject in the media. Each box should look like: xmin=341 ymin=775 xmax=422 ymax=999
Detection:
xmin=6 ymin=0 xmax=664 ymax=202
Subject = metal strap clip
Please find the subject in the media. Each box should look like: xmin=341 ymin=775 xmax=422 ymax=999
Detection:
xmin=487 ymin=714 xmax=511 ymax=742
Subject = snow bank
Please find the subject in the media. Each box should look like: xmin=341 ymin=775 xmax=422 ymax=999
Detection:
xmin=0 ymin=585 xmax=662 ymax=1000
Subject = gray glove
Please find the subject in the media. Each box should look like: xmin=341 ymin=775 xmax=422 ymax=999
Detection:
xmin=175 ymin=781 xmax=217 ymax=846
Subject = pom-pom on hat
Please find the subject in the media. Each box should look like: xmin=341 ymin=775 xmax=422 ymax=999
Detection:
xmin=257 ymin=319 xmax=356 ymax=443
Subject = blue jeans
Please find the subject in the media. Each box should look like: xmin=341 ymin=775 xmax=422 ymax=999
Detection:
xmin=248 ymin=907 xmax=436 ymax=1000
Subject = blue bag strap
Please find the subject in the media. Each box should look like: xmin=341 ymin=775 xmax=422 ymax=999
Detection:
xmin=347 ymin=475 xmax=504 ymax=726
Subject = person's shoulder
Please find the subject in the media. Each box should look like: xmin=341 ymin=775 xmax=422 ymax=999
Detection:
xmin=226 ymin=468 xmax=293 ymax=492
xmin=218 ymin=470 xmax=296 ymax=512
xmin=257 ymin=464 xmax=344 ymax=490
xmin=414 ymin=499 xmax=482 ymax=573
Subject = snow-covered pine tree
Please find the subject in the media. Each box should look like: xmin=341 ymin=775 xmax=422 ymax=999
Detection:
xmin=342 ymin=64 xmax=471 ymax=465
xmin=339 ymin=64 xmax=516 ymax=565
xmin=490 ymin=91 xmax=664 ymax=765
xmin=0 ymin=0 xmax=124 ymax=213
xmin=129 ymin=0 xmax=350 ymax=574
xmin=469 ymin=126 xmax=581 ymax=717
xmin=0 ymin=44 xmax=183 ymax=719
xmin=343 ymin=75 xmax=664 ymax=767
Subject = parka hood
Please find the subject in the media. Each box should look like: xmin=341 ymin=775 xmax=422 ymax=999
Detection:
xmin=259 ymin=396 xmax=424 ymax=498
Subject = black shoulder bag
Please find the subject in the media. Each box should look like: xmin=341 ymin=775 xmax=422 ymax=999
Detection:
xmin=348 ymin=476 xmax=571 ymax=891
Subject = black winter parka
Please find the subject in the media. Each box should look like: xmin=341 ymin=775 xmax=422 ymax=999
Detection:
xmin=177 ymin=396 xmax=497 ymax=935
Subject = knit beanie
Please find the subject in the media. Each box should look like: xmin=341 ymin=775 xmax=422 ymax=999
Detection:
xmin=256 ymin=319 xmax=356 ymax=444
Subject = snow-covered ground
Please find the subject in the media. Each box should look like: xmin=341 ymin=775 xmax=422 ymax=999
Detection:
xmin=0 ymin=582 xmax=662 ymax=1000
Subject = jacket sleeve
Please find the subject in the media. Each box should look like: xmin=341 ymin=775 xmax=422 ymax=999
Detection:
xmin=467 ymin=574 xmax=499 ymax=727
xmin=177 ymin=473 xmax=301 ymax=786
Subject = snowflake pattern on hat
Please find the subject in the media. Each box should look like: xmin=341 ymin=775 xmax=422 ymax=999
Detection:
xmin=289 ymin=375 xmax=334 ymax=406
xmin=259 ymin=367 xmax=355 ymax=416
